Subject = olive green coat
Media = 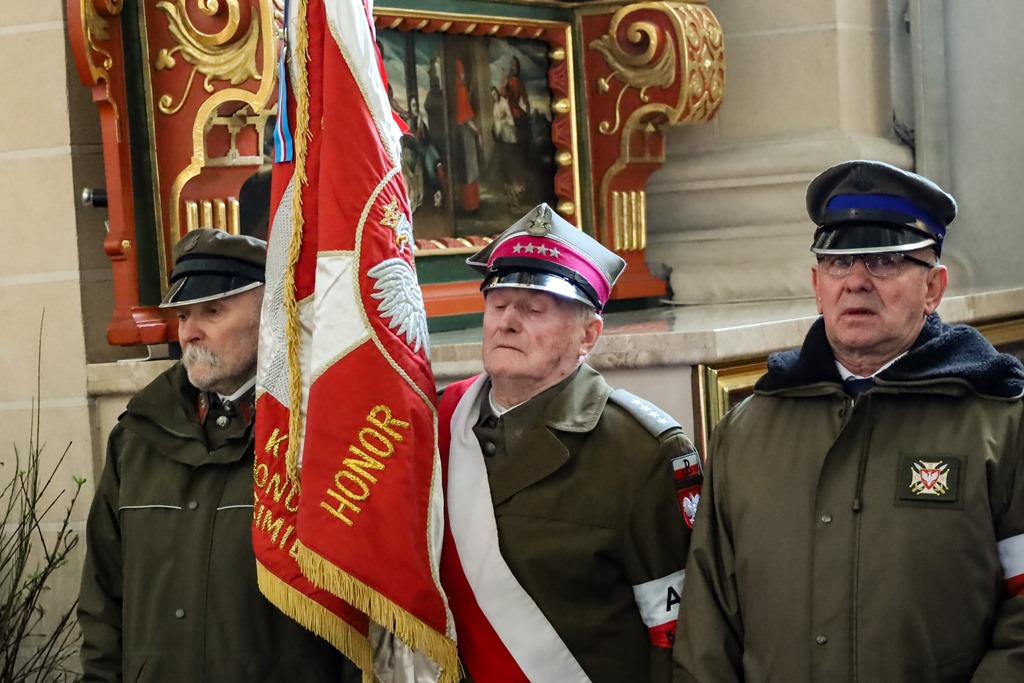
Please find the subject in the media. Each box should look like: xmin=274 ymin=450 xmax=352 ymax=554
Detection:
xmin=445 ymin=365 xmax=699 ymax=683
xmin=675 ymin=314 xmax=1024 ymax=683
xmin=78 ymin=364 xmax=356 ymax=683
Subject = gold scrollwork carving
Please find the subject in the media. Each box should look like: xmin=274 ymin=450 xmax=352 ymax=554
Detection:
xmin=154 ymin=0 xmax=262 ymax=116
xmin=591 ymin=20 xmax=675 ymax=135
xmin=590 ymin=2 xmax=725 ymax=135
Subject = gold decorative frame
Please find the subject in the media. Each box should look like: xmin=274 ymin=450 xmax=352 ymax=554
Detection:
xmin=691 ymin=359 xmax=766 ymax=457
xmin=372 ymin=8 xmax=582 ymax=251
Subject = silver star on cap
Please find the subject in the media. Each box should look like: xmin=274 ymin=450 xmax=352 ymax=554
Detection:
xmin=526 ymin=205 xmax=552 ymax=236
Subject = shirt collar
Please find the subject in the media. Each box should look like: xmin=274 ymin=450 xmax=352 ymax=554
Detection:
xmin=836 ymin=352 xmax=907 ymax=380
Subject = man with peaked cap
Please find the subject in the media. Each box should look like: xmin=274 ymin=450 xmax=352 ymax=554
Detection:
xmin=78 ymin=228 xmax=358 ymax=682
xmin=674 ymin=161 xmax=1024 ymax=682
xmin=437 ymin=204 xmax=702 ymax=682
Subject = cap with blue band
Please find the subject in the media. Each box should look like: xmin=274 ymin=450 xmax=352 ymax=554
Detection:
xmin=807 ymin=160 xmax=957 ymax=256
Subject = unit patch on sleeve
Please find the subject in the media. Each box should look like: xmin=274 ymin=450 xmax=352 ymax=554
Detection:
xmin=671 ymin=450 xmax=703 ymax=527
xmin=895 ymin=453 xmax=963 ymax=506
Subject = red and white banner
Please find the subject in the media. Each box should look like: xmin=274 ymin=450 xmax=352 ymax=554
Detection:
xmin=254 ymin=0 xmax=456 ymax=680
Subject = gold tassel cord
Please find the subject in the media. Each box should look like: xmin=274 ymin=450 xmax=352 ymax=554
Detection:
xmin=283 ymin=0 xmax=312 ymax=490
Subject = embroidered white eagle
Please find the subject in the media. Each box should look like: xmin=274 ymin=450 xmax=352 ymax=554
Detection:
xmin=682 ymin=491 xmax=700 ymax=527
xmin=367 ymin=257 xmax=430 ymax=358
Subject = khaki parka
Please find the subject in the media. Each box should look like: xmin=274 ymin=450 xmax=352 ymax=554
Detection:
xmin=675 ymin=314 xmax=1024 ymax=683
xmin=78 ymin=363 xmax=356 ymax=683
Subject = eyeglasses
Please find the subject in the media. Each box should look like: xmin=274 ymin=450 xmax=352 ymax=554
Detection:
xmin=816 ymin=252 xmax=935 ymax=278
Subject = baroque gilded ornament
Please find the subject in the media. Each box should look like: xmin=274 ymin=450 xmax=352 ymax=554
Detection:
xmin=590 ymin=1 xmax=725 ymax=135
xmin=591 ymin=20 xmax=675 ymax=135
xmin=154 ymin=0 xmax=262 ymax=115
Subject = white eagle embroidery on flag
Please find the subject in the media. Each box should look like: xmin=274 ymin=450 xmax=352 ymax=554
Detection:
xmin=368 ymin=257 xmax=430 ymax=358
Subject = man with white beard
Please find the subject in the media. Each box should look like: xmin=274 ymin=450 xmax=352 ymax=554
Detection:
xmin=78 ymin=228 xmax=357 ymax=682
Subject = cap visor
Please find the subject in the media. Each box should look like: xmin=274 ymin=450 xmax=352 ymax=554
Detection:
xmin=159 ymin=276 xmax=263 ymax=307
xmin=811 ymin=224 xmax=937 ymax=254
xmin=482 ymin=271 xmax=596 ymax=309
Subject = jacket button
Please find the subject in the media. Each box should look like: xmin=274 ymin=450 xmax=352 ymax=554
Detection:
xmin=174 ymin=608 xmax=186 ymax=619
xmin=483 ymin=441 xmax=497 ymax=456
xmin=187 ymin=500 xmax=199 ymax=510
xmin=815 ymin=634 xmax=827 ymax=645
xmin=820 ymin=513 xmax=832 ymax=524
xmin=216 ymin=415 xmax=230 ymax=428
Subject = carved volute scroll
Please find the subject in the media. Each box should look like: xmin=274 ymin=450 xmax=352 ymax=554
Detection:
xmin=581 ymin=1 xmax=725 ymax=298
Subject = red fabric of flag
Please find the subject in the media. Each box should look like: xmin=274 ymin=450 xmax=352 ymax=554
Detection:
xmin=254 ymin=0 xmax=456 ymax=679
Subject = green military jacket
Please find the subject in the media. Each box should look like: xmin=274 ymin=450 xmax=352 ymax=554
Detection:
xmin=675 ymin=314 xmax=1024 ymax=683
xmin=78 ymin=363 xmax=355 ymax=683
xmin=444 ymin=365 xmax=700 ymax=683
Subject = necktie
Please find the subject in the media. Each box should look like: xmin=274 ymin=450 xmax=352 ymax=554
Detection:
xmin=843 ymin=377 xmax=874 ymax=398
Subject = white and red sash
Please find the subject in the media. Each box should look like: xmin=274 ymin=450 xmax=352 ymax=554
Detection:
xmin=439 ymin=375 xmax=592 ymax=682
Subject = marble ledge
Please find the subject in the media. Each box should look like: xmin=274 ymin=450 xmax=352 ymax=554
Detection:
xmin=87 ymin=286 xmax=1024 ymax=396
xmin=429 ymin=285 xmax=1024 ymax=378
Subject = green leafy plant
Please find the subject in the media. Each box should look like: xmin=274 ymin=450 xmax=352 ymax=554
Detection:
xmin=0 ymin=318 xmax=83 ymax=682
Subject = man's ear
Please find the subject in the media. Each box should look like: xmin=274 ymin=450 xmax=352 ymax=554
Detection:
xmin=924 ymin=265 xmax=948 ymax=315
xmin=811 ymin=266 xmax=823 ymax=314
xmin=579 ymin=316 xmax=603 ymax=356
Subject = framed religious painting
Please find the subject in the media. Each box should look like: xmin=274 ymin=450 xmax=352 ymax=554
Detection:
xmin=69 ymin=0 xmax=725 ymax=343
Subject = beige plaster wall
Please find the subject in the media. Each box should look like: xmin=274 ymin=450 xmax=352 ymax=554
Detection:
xmin=0 ymin=0 xmax=108 ymax=657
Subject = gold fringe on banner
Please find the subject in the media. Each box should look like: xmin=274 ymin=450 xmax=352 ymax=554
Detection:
xmin=257 ymin=562 xmax=375 ymax=682
xmin=297 ymin=544 xmax=460 ymax=683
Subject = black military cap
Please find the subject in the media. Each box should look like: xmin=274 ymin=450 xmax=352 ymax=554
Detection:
xmin=466 ymin=204 xmax=626 ymax=312
xmin=159 ymin=228 xmax=267 ymax=307
xmin=807 ymin=160 xmax=957 ymax=256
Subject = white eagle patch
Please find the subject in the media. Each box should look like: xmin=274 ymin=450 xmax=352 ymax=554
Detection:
xmin=367 ymin=258 xmax=430 ymax=358
xmin=681 ymin=490 xmax=700 ymax=528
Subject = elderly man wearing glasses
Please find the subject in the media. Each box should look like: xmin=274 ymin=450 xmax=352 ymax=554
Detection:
xmin=674 ymin=160 xmax=1024 ymax=683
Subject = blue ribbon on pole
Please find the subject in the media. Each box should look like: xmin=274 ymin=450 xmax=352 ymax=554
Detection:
xmin=273 ymin=0 xmax=294 ymax=163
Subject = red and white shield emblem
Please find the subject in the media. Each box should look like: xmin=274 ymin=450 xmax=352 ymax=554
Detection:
xmin=678 ymin=486 xmax=701 ymax=528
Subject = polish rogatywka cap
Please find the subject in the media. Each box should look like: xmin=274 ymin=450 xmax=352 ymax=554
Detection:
xmin=466 ymin=204 xmax=626 ymax=312
xmin=807 ymin=160 xmax=957 ymax=256
xmin=159 ymin=228 xmax=267 ymax=308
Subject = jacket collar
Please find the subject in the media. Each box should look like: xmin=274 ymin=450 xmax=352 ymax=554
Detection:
xmin=119 ymin=363 xmax=254 ymax=465
xmin=487 ymin=364 xmax=611 ymax=504
xmin=757 ymin=313 xmax=1024 ymax=399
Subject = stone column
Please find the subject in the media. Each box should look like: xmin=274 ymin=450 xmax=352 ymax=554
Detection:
xmin=646 ymin=0 xmax=911 ymax=304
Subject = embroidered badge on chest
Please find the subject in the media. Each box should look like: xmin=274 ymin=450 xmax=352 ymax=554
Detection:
xmin=897 ymin=454 xmax=963 ymax=504
xmin=671 ymin=450 xmax=703 ymax=527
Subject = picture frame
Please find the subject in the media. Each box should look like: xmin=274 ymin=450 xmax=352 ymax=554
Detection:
xmin=691 ymin=359 xmax=766 ymax=458
xmin=376 ymin=14 xmax=577 ymax=249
